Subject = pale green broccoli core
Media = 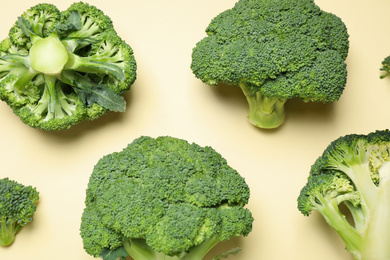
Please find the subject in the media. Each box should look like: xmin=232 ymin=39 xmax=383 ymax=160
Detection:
xmin=29 ymin=34 xmax=68 ymax=75
xmin=315 ymin=163 xmax=390 ymax=260
xmin=239 ymin=83 xmax=286 ymax=129
xmin=0 ymin=220 xmax=19 ymax=246
xmin=123 ymin=237 xmax=220 ymax=260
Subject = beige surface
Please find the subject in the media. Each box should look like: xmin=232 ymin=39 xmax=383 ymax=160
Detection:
xmin=0 ymin=0 xmax=389 ymax=259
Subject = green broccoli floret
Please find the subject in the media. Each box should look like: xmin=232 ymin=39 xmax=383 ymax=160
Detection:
xmin=297 ymin=129 xmax=390 ymax=260
xmin=191 ymin=0 xmax=349 ymax=129
xmin=380 ymin=56 xmax=390 ymax=79
xmin=0 ymin=2 xmax=137 ymax=131
xmin=80 ymin=136 xmax=253 ymax=260
xmin=0 ymin=178 xmax=39 ymax=246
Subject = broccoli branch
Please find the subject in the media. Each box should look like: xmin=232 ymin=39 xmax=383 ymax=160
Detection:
xmin=122 ymin=236 xmax=220 ymax=260
xmin=0 ymin=219 xmax=20 ymax=246
xmin=239 ymin=82 xmax=286 ymax=129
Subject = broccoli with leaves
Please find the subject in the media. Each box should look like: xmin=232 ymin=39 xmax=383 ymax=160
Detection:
xmin=80 ymin=136 xmax=253 ymax=260
xmin=298 ymin=130 xmax=390 ymax=260
xmin=191 ymin=0 xmax=349 ymax=129
xmin=0 ymin=178 xmax=39 ymax=246
xmin=0 ymin=2 xmax=137 ymax=131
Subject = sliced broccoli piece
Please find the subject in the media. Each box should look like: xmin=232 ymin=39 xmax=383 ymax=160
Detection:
xmin=0 ymin=2 xmax=137 ymax=131
xmin=298 ymin=129 xmax=390 ymax=259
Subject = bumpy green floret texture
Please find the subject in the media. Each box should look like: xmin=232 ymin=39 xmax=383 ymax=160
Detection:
xmin=297 ymin=130 xmax=390 ymax=260
xmin=191 ymin=0 xmax=349 ymax=129
xmin=380 ymin=55 xmax=390 ymax=79
xmin=0 ymin=178 xmax=39 ymax=246
xmin=80 ymin=136 xmax=253 ymax=260
xmin=0 ymin=2 xmax=137 ymax=131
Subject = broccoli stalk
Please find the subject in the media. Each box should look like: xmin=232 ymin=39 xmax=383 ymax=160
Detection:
xmin=122 ymin=237 xmax=220 ymax=260
xmin=298 ymin=130 xmax=390 ymax=260
xmin=0 ymin=220 xmax=21 ymax=247
xmin=0 ymin=178 xmax=39 ymax=247
xmin=32 ymin=75 xmax=77 ymax=121
xmin=239 ymin=82 xmax=286 ymax=129
xmin=29 ymin=33 xmax=68 ymax=75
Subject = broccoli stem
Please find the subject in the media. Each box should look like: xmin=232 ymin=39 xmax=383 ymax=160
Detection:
xmin=32 ymin=75 xmax=76 ymax=120
xmin=361 ymin=162 xmax=390 ymax=260
xmin=316 ymin=162 xmax=390 ymax=260
xmin=314 ymin=193 xmax=363 ymax=259
xmin=184 ymin=236 xmax=220 ymax=260
xmin=14 ymin=67 xmax=39 ymax=93
xmin=29 ymin=33 xmax=68 ymax=75
xmin=0 ymin=220 xmax=20 ymax=246
xmin=123 ymin=239 xmax=156 ymax=260
xmin=122 ymin=237 xmax=220 ymax=260
xmin=239 ymin=83 xmax=286 ymax=129
xmin=64 ymin=51 xmax=125 ymax=80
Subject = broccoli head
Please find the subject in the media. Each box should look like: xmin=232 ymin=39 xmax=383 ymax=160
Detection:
xmin=80 ymin=136 xmax=253 ymax=260
xmin=0 ymin=2 xmax=137 ymax=131
xmin=297 ymin=130 xmax=390 ymax=260
xmin=191 ymin=0 xmax=349 ymax=129
xmin=0 ymin=178 xmax=39 ymax=246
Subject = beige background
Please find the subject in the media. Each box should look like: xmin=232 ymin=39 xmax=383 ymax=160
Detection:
xmin=0 ymin=0 xmax=389 ymax=259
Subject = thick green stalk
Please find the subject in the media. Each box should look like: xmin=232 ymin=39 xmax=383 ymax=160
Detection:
xmin=315 ymin=195 xmax=363 ymax=259
xmin=184 ymin=236 xmax=220 ymax=260
xmin=360 ymin=162 xmax=390 ymax=260
xmin=123 ymin=239 xmax=180 ymax=260
xmin=239 ymin=82 xmax=286 ymax=129
xmin=123 ymin=237 xmax=220 ymax=260
xmin=14 ymin=67 xmax=39 ymax=93
xmin=344 ymin=164 xmax=378 ymax=215
xmin=29 ymin=33 xmax=68 ymax=76
xmin=0 ymin=220 xmax=19 ymax=246
xmin=64 ymin=52 xmax=124 ymax=80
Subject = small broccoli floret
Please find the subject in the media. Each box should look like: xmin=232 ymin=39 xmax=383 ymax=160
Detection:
xmin=380 ymin=56 xmax=390 ymax=79
xmin=191 ymin=0 xmax=349 ymax=129
xmin=80 ymin=136 xmax=253 ymax=260
xmin=0 ymin=2 xmax=137 ymax=131
xmin=297 ymin=129 xmax=390 ymax=260
xmin=0 ymin=178 xmax=39 ymax=247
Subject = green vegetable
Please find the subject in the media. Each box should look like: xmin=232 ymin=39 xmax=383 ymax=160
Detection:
xmin=297 ymin=129 xmax=390 ymax=260
xmin=380 ymin=56 xmax=390 ymax=79
xmin=0 ymin=178 xmax=39 ymax=246
xmin=191 ymin=0 xmax=349 ymax=129
xmin=80 ymin=136 xmax=253 ymax=260
xmin=0 ymin=2 xmax=137 ymax=131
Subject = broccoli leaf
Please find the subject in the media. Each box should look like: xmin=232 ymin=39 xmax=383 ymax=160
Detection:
xmin=56 ymin=11 xmax=81 ymax=34
xmin=99 ymin=247 xmax=128 ymax=260
xmin=83 ymin=84 xmax=126 ymax=112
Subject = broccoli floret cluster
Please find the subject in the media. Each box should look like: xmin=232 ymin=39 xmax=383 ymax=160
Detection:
xmin=298 ymin=130 xmax=390 ymax=260
xmin=0 ymin=2 xmax=137 ymax=131
xmin=0 ymin=178 xmax=39 ymax=247
xmin=380 ymin=56 xmax=390 ymax=79
xmin=191 ymin=0 xmax=349 ymax=129
xmin=80 ymin=136 xmax=253 ymax=260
